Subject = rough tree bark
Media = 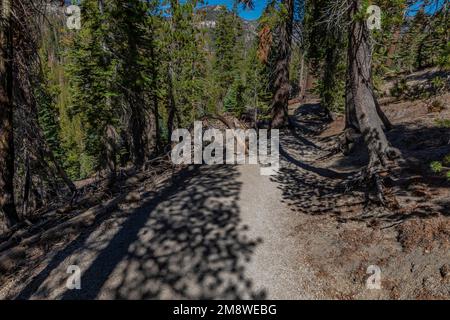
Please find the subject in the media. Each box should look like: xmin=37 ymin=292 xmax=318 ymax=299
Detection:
xmin=322 ymin=44 xmax=340 ymax=121
xmin=345 ymin=0 xmax=399 ymax=170
xmin=128 ymin=94 xmax=147 ymax=167
xmin=270 ymin=0 xmax=294 ymax=129
xmin=105 ymin=124 xmax=118 ymax=181
xmin=386 ymin=26 xmax=401 ymax=68
xmin=0 ymin=0 xmax=20 ymax=228
xmin=166 ymin=65 xmax=176 ymax=144
xmin=123 ymin=4 xmax=147 ymax=168
xmin=342 ymin=75 xmax=360 ymax=155
xmin=98 ymin=0 xmax=119 ymax=173
xmin=298 ymin=52 xmax=305 ymax=100
xmin=149 ymin=27 xmax=160 ymax=153
xmin=22 ymin=151 xmax=30 ymax=217
xmin=42 ymin=141 xmax=77 ymax=194
xmin=167 ymin=0 xmax=180 ymax=146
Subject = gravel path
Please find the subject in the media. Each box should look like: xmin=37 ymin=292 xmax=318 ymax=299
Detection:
xmin=2 ymin=97 xmax=449 ymax=300
xmin=5 ymin=161 xmax=322 ymax=300
xmin=237 ymin=164 xmax=323 ymax=299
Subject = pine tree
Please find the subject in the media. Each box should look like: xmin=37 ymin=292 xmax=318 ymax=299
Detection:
xmin=224 ymin=74 xmax=246 ymax=117
xmin=213 ymin=6 xmax=245 ymax=109
xmin=304 ymin=0 xmax=346 ymax=117
xmin=344 ymin=0 xmax=398 ymax=178
xmin=242 ymin=36 xmax=273 ymax=123
xmin=66 ymin=0 xmax=118 ymax=173
xmin=109 ymin=0 xmax=162 ymax=167
xmin=161 ymin=0 xmax=208 ymax=139
xmin=36 ymin=58 xmax=64 ymax=163
xmin=269 ymin=0 xmax=294 ymax=128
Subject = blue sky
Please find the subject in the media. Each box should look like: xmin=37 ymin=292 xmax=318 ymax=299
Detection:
xmin=194 ymin=0 xmax=445 ymax=20
xmin=69 ymin=0 xmax=444 ymax=20
xmin=406 ymin=0 xmax=446 ymax=15
xmin=192 ymin=0 xmax=269 ymax=20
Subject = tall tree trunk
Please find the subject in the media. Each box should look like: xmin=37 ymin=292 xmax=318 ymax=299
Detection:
xmin=22 ymin=152 xmax=30 ymax=217
xmin=386 ymin=27 xmax=401 ymax=68
xmin=345 ymin=76 xmax=358 ymax=130
xmin=166 ymin=65 xmax=176 ymax=143
xmin=342 ymin=67 xmax=360 ymax=155
xmin=42 ymin=141 xmax=77 ymax=193
xmin=372 ymin=86 xmax=392 ymax=130
xmin=152 ymin=90 xmax=160 ymax=153
xmin=298 ymin=52 xmax=305 ymax=100
xmin=99 ymin=0 xmax=119 ymax=172
xmin=321 ymin=44 xmax=340 ymax=121
xmin=120 ymin=3 xmax=148 ymax=168
xmin=0 ymin=0 xmax=19 ymax=228
xmin=129 ymin=97 xmax=146 ymax=167
xmin=346 ymin=0 xmax=398 ymax=168
xmin=270 ymin=0 xmax=294 ymax=128
xmin=149 ymin=28 xmax=160 ymax=153
xmin=167 ymin=0 xmax=179 ymax=144
xmin=386 ymin=7 xmax=406 ymax=69
xmin=105 ymin=124 xmax=118 ymax=182
xmin=305 ymin=70 xmax=314 ymax=97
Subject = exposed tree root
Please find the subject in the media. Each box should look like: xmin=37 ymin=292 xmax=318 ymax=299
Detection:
xmin=339 ymin=128 xmax=361 ymax=155
xmin=345 ymin=147 xmax=401 ymax=209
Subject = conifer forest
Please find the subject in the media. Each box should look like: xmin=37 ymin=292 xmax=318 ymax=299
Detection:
xmin=0 ymin=0 xmax=449 ymax=301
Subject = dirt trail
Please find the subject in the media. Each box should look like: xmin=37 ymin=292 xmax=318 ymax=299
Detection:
xmin=0 ymin=162 xmax=324 ymax=299
xmin=272 ymin=99 xmax=450 ymax=299
xmin=237 ymin=164 xmax=324 ymax=299
xmin=1 ymin=97 xmax=448 ymax=299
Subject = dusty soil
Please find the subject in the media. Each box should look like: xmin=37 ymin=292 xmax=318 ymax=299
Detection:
xmin=273 ymin=88 xmax=450 ymax=299
xmin=0 ymin=163 xmax=325 ymax=300
xmin=0 ymin=69 xmax=449 ymax=300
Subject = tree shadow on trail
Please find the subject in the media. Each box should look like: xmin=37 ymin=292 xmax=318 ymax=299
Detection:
xmin=16 ymin=165 xmax=264 ymax=300
xmin=272 ymin=165 xmax=353 ymax=218
xmin=272 ymin=103 xmax=359 ymax=219
xmin=274 ymin=102 xmax=450 ymax=225
xmin=280 ymin=146 xmax=351 ymax=180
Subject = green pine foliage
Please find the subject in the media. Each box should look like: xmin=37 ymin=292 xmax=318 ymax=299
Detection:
xmin=158 ymin=0 xmax=209 ymax=131
xmin=35 ymin=1 xmax=263 ymax=180
xmin=66 ymin=0 xmax=118 ymax=173
xmin=32 ymin=0 xmax=448 ymax=183
xmin=243 ymin=43 xmax=273 ymax=117
xmin=304 ymin=0 xmax=346 ymax=114
xmin=395 ymin=4 xmax=449 ymax=73
xmin=36 ymin=59 xmax=63 ymax=162
xmin=213 ymin=6 xmax=245 ymax=110
xmin=224 ymin=74 xmax=246 ymax=117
